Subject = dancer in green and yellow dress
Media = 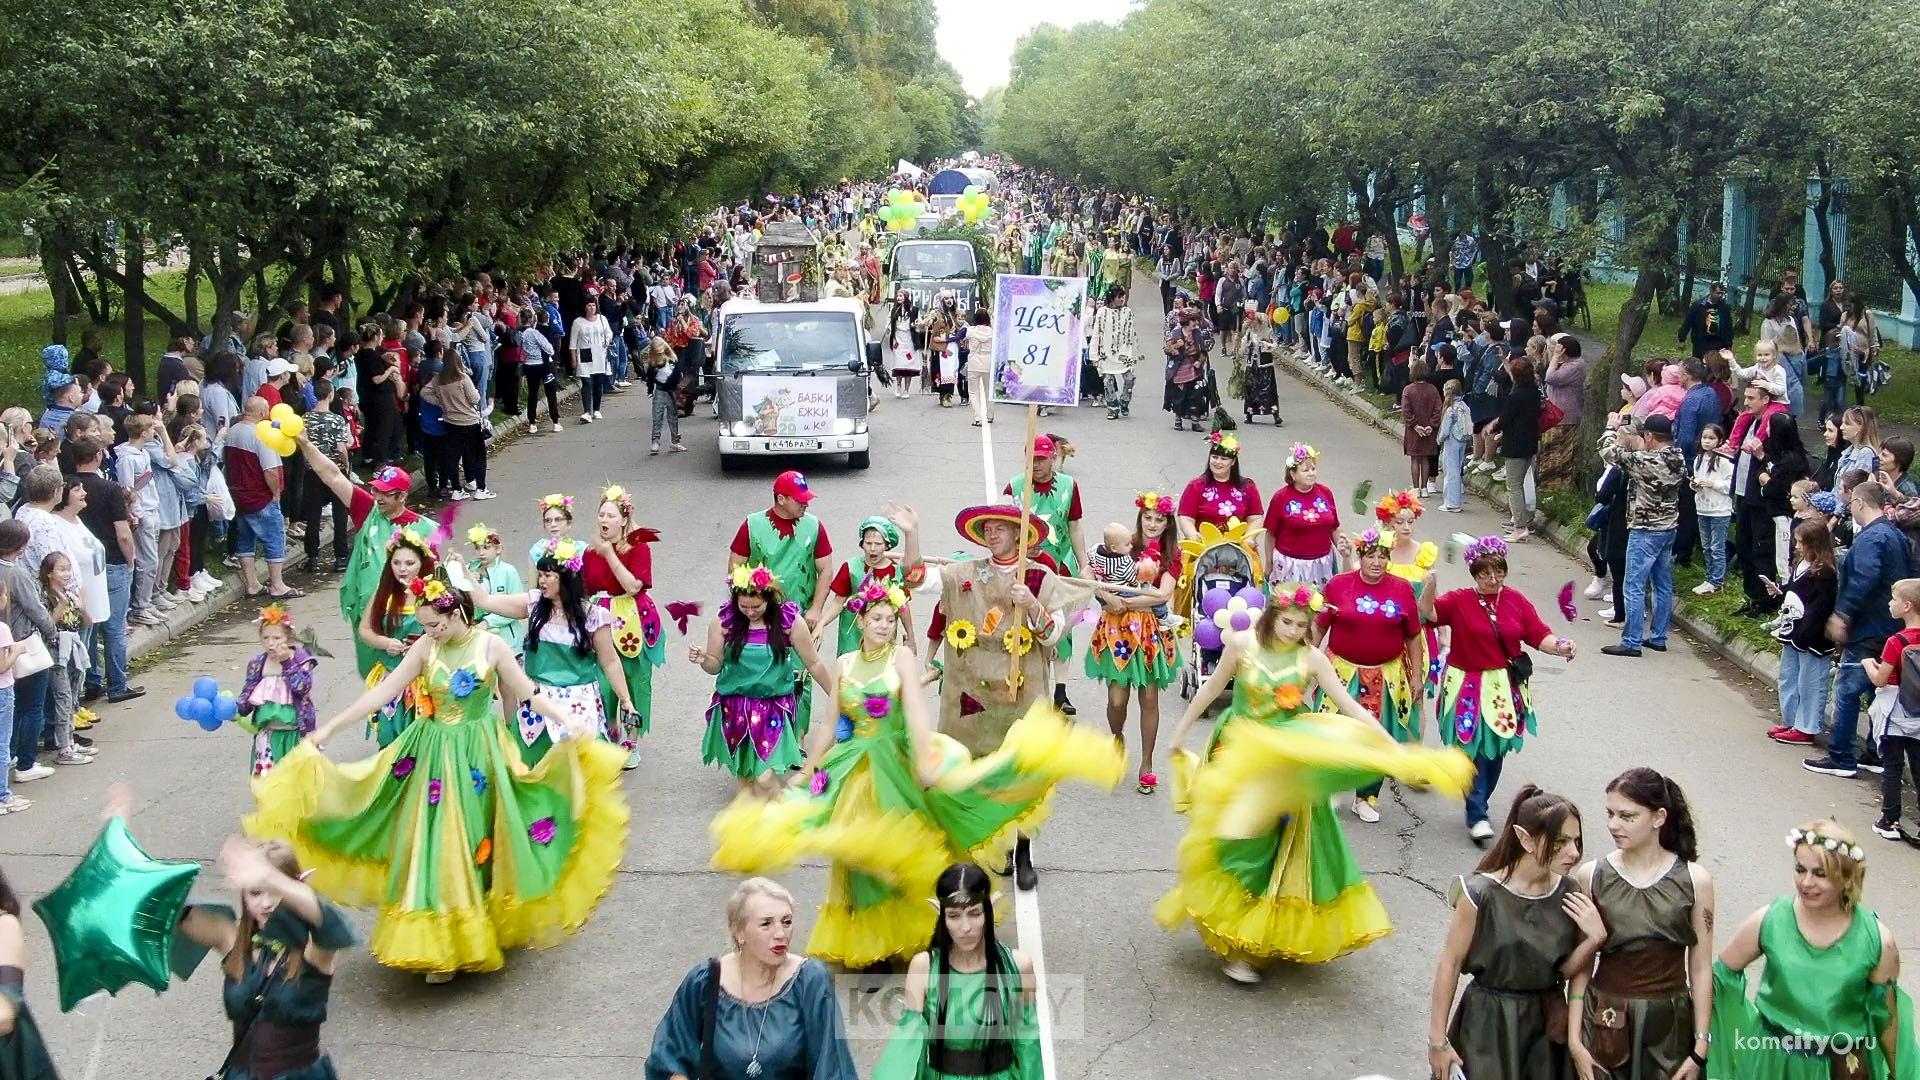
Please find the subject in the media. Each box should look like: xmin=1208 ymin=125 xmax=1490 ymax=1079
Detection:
xmin=1711 ymin=818 xmax=1918 ymax=1080
xmin=711 ymin=575 xmax=1122 ymax=969
xmin=356 ymin=527 xmax=433 ymax=748
xmin=1156 ymin=582 xmax=1473 ymax=984
xmin=874 ymin=863 xmax=1042 ymax=1080
xmin=247 ymin=568 xmax=628 ymax=984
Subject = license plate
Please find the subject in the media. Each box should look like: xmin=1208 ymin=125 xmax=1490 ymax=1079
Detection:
xmin=767 ymin=438 xmax=820 ymax=451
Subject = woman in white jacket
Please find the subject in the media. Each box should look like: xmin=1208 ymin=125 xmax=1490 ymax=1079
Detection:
xmin=569 ymin=298 xmax=613 ymax=423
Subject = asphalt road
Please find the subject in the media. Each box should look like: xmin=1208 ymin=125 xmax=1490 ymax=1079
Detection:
xmin=6 ymin=266 xmax=1913 ymax=1080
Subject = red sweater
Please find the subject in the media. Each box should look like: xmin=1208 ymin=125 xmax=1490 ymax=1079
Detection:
xmin=1430 ymin=587 xmax=1554 ymax=672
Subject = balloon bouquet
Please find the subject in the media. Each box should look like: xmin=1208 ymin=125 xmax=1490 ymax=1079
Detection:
xmin=1192 ymin=584 xmax=1268 ymax=652
xmin=174 ymin=675 xmax=239 ymax=732
xmin=954 ymin=185 xmax=990 ymax=224
xmin=253 ymin=403 xmax=304 ymax=456
xmin=879 ymin=188 xmax=928 ymax=232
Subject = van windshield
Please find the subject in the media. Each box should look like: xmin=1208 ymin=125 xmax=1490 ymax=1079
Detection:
xmin=890 ymin=242 xmax=976 ymax=281
xmin=719 ymin=311 xmax=860 ymax=373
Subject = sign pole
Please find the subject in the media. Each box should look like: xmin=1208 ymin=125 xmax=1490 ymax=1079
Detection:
xmin=1009 ymin=404 xmax=1039 ymax=696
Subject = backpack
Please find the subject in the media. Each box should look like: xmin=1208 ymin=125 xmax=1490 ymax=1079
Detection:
xmin=1899 ymin=642 xmax=1920 ymax=717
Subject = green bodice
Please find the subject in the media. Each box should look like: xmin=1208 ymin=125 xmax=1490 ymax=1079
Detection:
xmin=419 ymin=630 xmax=498 ymax=725
xmin=1755 ymin=897 xmax=1887 ymax=1043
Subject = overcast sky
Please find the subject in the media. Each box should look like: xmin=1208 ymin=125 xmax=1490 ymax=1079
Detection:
xmin=933 ymin=0 xmax=1132 ymax=98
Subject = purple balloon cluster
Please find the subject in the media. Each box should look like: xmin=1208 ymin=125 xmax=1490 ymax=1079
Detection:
xmin=1193 ymin=585 xmax=1267 ymax=651
xmin=173 ymin=676 xmax=238 ymax=732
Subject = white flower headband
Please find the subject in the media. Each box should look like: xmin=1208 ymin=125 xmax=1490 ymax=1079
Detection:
xmin=1787 ymin=827 xmax=1865 ymax=864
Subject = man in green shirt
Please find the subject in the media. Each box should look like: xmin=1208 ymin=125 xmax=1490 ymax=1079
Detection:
xmin=292 ymin=436 xmax=421 ymax=679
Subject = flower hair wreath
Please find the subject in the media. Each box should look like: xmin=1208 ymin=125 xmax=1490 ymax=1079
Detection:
xmin=534 ymin=537 xmax=587 ymax=573
xmin=408 ymin=573 xmax=463 ymax=612
xmin=1135 ymin=490 xmax=1176 ymax=515
xmin=1374 ymin=489 xmax=1424 ymax=522
xmin=1350 ymin=527 xmax=1391 ymax=555
xmin=845 ymin=579 xmax=908 ymax=616
xmin=1462 ymin=535 xmax=1509 ymax=564
xmin=1286 ymin=443 xmax=1319 ymax=466
xmin=1206 ymin=431 xmax=1240 ymax=457
xmin=729 ymin=563 xmax=781 ymax=594
xmin=1787 ymin=827 xmax=1865 ymax=864
xmin=257 ymin=603 xmax=295 ymax=630
xmin=387 ymin=526 xmax=435 ymax=559
xmin=1272 ymin=584 xmax=1325 ymax=612
xmin=467 ymin=524 xmax=502 ymax=547
xmin=601 ymin=484 xmax=634 ymax=518
xmin=538 ymin=493 xmax=574 ymax=514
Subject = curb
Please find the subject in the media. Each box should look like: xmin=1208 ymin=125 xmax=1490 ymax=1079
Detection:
xmin=1273 ymin=352 xmax=1782 ymax=686
xmin=125 ymin=379 xmax=584 ymax=661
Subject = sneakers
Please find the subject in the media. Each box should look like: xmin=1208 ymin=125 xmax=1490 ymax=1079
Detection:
xmin=613 ymin=380 xmax=632 ymax=390
xmin=1874 ymin=818 xmax=1905 ymax=840
xmin=107 ymin=686 xmax=147 ymax=704
xmin=1221 ymin=960 xmax=1261 ymax=984
xmin=13 ymin=764 xmax=53 ymax=783
xmin=1353 ymin=797 xmax=1381 ymax=823
xmin=1802 ymin=756 xmax=1858 ymax=778
xmin=0 ymin=795 xmax=29 ymax=815
xmin=1468 ymin=820 xmax=1495 ymax=845
xmin=592 ymin=410 xmax=603 ymax=420
xmin=449 ymin=489 xmax=471 ymax=501
xmin=1692 ymin=581 xmax=1719 ymax=595
xmin=131 ymin=609 xmax=164 ymax=626
xmin=1584 ymin=577 xmax=1609 ymax=600
xmin=192 ymin=570 xmax=221 ymax=593
xmin=424 ymin=971 xmax=456 ymax=985
xmin=1490 ymin=467 xmax=1509 ymax=481
xmin=1597 ymin=607 xmax=1618 ymax=622
xmin=153 ymin=591 xmax=180 ymax=611
xmin=580 ymin=414 xmax=595 ymax=424
xmin=650 ymin=443 xmax=660 ymax=456
xmin=54 ymin=751 xmax=92 ymax=766
xmin=670 ymin=443 xmax=689 ymax=453
xmin=472 ymin=489 xmax=497 ymax=501
xmin=551 ymin=422 xmax=563 ymax=433
xmin=624 ymin=746 xmax=641 ymax=771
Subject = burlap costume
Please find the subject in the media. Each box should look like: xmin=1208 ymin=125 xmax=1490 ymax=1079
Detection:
xmin=935 ymin=557 xmax=1090 ymax=755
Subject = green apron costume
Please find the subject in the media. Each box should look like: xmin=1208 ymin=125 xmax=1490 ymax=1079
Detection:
xmin=518 ymin=630 xmax=617 ymax=769
xmin=745 ymin=511 xmax=823 ymax=733
xmin=700 ymin=601 xmax=807 ymax=778
xmin=340 ymin=501 xmax=416 ymax=680
xmin=1006 ymin=472 xmax=1080 ymax=663
xmin=836 ymin=561 xmax=905 ymax=657
xmin=873 ymin=944 xmax=1043 ymax=1080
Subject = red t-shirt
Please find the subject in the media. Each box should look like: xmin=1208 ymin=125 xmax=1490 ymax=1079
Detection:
xmin=1317 ymin=571 xmax=1421 ymax=666
xmin=346 ymin=486 xmax=421 ymax=532
xmin=1002 ymin=477 xmax=1084 ymax=521
xmin=1177 ymin=476 xmax=1261 ymax=533
xmin=1877 ymin=627 xmax=1920 ymax=680
xmin=583 ymin=533 xmax=653 ymax=596
xmin=1138 ymin=535 xmax=1181 ymax=584
xmin=1264 ymin=483 xmax=1340 ymax=560
xmin=927 ymin=552 xmax=1062 ymax=641
xmin=1430 ymin=587 xmax=1554 ymax=672
xmin=729 ymin=510 xmax=833 ymax=560
xmin=257 ymin=382 xmax=282 ymax=408
xmin=829 ymin=560 xmax=901 ymax=597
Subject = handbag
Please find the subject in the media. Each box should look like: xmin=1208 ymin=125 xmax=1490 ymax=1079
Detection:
xmin=1537 ymin=397 xmax=1565 ymax=433
xmin=1478 ymin=594 xmax=1532 ymax=687
xmin=10 ymin=633 xmax=52 ymax=680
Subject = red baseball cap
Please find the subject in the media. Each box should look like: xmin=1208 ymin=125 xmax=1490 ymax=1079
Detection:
xmin=773 ymin=470 xmax=815 ymax=504
xmin=1030 ymin=435 xmax=1057 ymax=459
xmin=370 ymin=466 xmax=412 ymax=494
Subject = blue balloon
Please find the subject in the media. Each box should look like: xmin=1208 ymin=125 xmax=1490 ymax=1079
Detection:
xmin=1234 ymin=585 xmax=1268 ymax=610
xmin=188 ymin=697 xmax=214 ymax=725
xmin=174 ymin=697 xmax=196 ymax=721
xmin=196 ymin=713 xmax=223 ymax=732
xmin=1201 ymin=587 xmax=1234 ymax=616
xmin=192 ymin=676 xmax=220 ymax=701
xmin=213 ymin=693 xmax=239 ymax=723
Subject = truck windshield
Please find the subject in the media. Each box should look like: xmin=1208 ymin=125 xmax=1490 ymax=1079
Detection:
xmin=891 ymin=243 xmax=976 ymax=281
xmin=719 ymin=312 xmax=859 ymax=373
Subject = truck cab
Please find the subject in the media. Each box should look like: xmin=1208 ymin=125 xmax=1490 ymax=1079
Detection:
xmin=884 ymin=239 xmax=981 ymax=316
xmin=713 ymin=296 xmax=877 ymax=471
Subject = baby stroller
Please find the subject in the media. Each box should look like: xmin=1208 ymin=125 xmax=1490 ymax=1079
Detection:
xmin=1240 ymin=340 xmax=1282 ymax=425
xmin=1175 ymin=521 xmax=1267 ymax=700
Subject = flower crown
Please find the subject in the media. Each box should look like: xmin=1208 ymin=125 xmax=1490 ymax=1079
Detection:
xmin=407 ymin=572 xmax=462 ymax=611
xmin=538 ymin=493 xmax=574 ymax=515
xmin=386 ymin=526 xmax=434 ymax=559
xmin=1206 ymin=431 xmax=1240 ymax=457
xmin=467 ymin=524 xmax=501 ymax=548
xmin=845 ymin=579 xmax=908 ymax=615
xmin=1374 ymin=489 xmax=1423 ymax=522
xmin=729 ymin=563 xmax=781 ymax=594
xmin=1788 ymin=827 xmax=1865 ymax=864
xmin=1272 ymin=583 xmax=1325 ymax=612
xmin=1286 ymin=443 xmax=1319 ymax=467
xmin=257 ymin=603 xmax=294 ymax=630
xmin=534 ymin=537 xmax=586 ymax=573
xmin=1462 ymin=535 xmax=1509 ymax=564
xmin=1135 ymin=490 xmax=1175 ymax=515
xmin=1350 ymin=527 xmax=1391 ymax=554
xmin=601 ymin=484 xmax=633 ymax=518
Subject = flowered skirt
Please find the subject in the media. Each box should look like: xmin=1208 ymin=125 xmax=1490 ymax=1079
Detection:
xmin=701 ymin=693 xmax=805 ymax=779
xmin=1271 ymin=551 xmax=1339 ymax=591
xmin=1154 ymin=712 xmax=1472 ymax=964
xmin=1437 ymin=665 xmax=1537 ymax=761
xmin=1085 ymin=609 xmax=1179 ymax=689
xmin=600 ymin=592 xmax=665 ymax=741
xmin=1327 ymin=654 xmax=1418 ymax=743
xmin=245 ymin=718 xmax=629 ymax=974
xmin=712 ymin=702 xmax=1122 ymax=967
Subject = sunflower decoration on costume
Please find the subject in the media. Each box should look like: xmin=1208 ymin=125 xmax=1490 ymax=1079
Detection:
xmin=1002 ymin=625 xmax=1035 ymax=656
xmin=945 ymin=619 xmax=979 ymax=651
xmin=1373 ymin=488 xmax=1424 ymax=522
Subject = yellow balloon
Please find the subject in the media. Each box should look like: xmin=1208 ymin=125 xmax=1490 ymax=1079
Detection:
xmin=268 ymin=403 xmax=297 ymax=424
xmin=279 ymin=413 xmax=305 ymax=439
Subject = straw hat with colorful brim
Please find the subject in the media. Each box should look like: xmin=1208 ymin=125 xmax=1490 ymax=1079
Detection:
xmin=955 ymin=505 xmax=1046 ymax=549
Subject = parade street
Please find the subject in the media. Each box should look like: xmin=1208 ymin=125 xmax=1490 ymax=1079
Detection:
xmin=3 ymin=267 xmax=1910 ymax=1080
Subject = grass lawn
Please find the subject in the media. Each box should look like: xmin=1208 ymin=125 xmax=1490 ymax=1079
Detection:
xmin=0 ymin=268 xmax=197 ymax=411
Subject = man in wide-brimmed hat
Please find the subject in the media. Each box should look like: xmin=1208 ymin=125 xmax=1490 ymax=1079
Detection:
xmin=925 ymin=502 xmax=1090 ymax=889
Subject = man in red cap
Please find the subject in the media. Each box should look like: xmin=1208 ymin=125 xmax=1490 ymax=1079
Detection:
xmin=729 ymin=469 xmax=833 ymax=629
xmin=1005 ymin=433 xmax=1084 ymax=715
xmin=292 ymin=435 xmax=421 ymax=678
xmin=925 ymin=503 xmax=1089 ymax=889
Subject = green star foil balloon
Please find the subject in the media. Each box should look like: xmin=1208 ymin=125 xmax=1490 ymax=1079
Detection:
xmin=32 ymin=817 xmax=200 ymax=1012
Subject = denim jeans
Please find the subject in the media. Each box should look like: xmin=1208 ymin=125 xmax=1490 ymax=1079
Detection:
xmin=464 ymin=347 xmax=491 ymax=405
xmin=1622 ymin=527 xmax=1676 ymax=649
xmin=1465 ymin=752 xmax=1505 ymax=827
xmin=1777 ymin=644 xmax=1833 ymax=735
xmin=1828 ymin=645 xmax=1875 ymax=769
xmin=649 ymin=388 xmax=681 ymax=445
xmin=6 ymin=673 xmax=39 ymax=774
xmin=90 ymin=563 xmax=132 ymax=695
xmin=1441 ymin=440 xmax=1466 ymax=509
xmin=1699 ymin=514 xmax=1731 ymax=586
xmin=1784 ymin=352 xmax=1807 ymax=418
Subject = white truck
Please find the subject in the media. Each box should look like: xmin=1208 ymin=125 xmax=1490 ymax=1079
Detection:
xmin=712 ymin=296 xmax=878 ymax=471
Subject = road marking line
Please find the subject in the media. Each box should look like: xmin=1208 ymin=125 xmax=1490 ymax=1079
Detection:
xmin=1014 ymin=881 xmax=1057 ymax=1079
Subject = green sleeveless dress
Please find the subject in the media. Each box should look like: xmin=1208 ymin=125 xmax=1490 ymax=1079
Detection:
xmin=1446 ymin=872 xmax=1578 ymax=1080
xmin=1582 ymin=855 xmax=1697 ymax=1080
xmin=700 ymin=602 xmax=806 ymax=778
xmin=872 ymin=944 xmax=1043 ymax=1080
xmin=366 ymin=608 xmax=423 ymax=748
xmin=1710 ymin=897 xmax=1920 ymax=1079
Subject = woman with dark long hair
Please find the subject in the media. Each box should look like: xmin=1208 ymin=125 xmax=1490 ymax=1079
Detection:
xmin=1175 ymin=432 xmax=1263 ymax=541
xmin=1489 ymin=355 xmax=1543 ymax=540
xmin=690 ymin=563 xmax=834 ymax=794
xmin=1429 ymin=785 xmax=1607 ymax=1080
xmin=1568 ymin=768 xmax=1713 ymax=1080
xmin=356 ymin=527 xmax=435 ymax=747
xmin=887 ymin=287 xmax=922 ymax=398
xmin=458 ymin=537 xmax=636 ymax=768
xmin=873 ymin=863 xmax=1040 ymax=1079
